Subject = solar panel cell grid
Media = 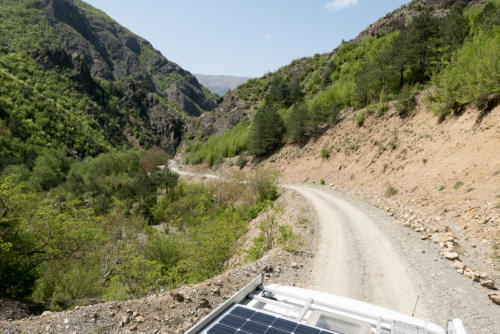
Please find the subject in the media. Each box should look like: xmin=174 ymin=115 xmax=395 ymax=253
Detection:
xmin=241 ymin=320 xmax=269 ymax=333
xmin=207 ymin=323 xmax=238 ymax=334
xmin=272 ymin=318 xmax=298 ymax=332
xmin=230 ymin=306 xmax=255 ymax=318
xmin=265 ymin=328 xmax=289 ymax=334
xmin=250 ymin=312 xmax=276 ymax=325
xmin=295 ymin=324 xmax=322 ymax=334
xmin=208 ymin=306 xmax=341 ymax=334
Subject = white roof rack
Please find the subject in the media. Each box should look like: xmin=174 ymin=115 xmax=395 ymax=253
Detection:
xmin=186 ymin=275 xmax=467 ymax=334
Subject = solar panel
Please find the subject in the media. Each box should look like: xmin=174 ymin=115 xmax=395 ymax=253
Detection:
xmin=207 ymin=306 xmax=342 ymax=334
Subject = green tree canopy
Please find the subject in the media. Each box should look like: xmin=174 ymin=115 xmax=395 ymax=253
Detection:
xmin=249 ymin=104 xmax=284 ymax=157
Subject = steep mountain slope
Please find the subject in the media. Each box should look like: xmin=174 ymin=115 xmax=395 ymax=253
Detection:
xmin=183 ymin=0 xmax=498 ymax=165
xmin=195 ymin=74 xmax=251 ymax=96
xmin=0 ymin=0 xmax=215 ymax=157
xmin=186 ymin=0 xmax=487 ymax=138
xmin=179 ymin=0 xmax=500 ymax=309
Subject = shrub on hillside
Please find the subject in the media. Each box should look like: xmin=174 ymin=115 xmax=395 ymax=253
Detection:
xmin=236 ymin=152 xmax=248 ymax=169
xmin=355 ymin=110 xmax=366 ymax=126
xmin=321 ymin=147 xmax=330 ymax=159
xmin=29 ymin=149 xmax=72 ymax=191
xmin=395 ymin=86 xmax=417 ymax=117
xmin=250 ymin=168 xmax=279 ymax=203
xmin=385 ymin=182 xmax=398 ymax=197
xmin=432 ymin=27 xmax=500 ymax=118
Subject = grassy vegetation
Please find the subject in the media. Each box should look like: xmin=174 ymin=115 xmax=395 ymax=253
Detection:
xmin=184 ymin=120 xmax=250 ymax=167
xmin=0 ymin=52 xmax=124 ymax=169
xmin=385 ymin=182 xmax=398 ymax=197
xmin=0 ymin=148 xmax=278 ymax=309
xmin=247 ymin=214 xmax=277 ymax=261
xmin=355 ymin=110 xmax=367 ymax=127
xmin=320 ymin=147 xmax=330 ymax=159
xmin=278 ymin=225 xmax=303 ymax=253
xmin=389 ymin=136 xmax=398 ymax=150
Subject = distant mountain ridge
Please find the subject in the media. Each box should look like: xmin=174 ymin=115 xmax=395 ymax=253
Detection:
xmin=194 ymin=74 xmax=251 ymax=96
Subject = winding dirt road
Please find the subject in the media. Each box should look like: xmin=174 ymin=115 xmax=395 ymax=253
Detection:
xmin=285 ymin=185 xmax=424 ymax=317
xmin=170 ymin=165 xmax=500 ymax=332
xmin=284 ymin=184 xmax=500 ymax=333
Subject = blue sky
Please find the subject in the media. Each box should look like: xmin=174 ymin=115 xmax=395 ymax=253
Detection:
xmin=84 ymin=0 xmax=409 ymax=77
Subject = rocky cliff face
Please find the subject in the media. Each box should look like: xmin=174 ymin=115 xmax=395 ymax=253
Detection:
xmin=353 ymin=0 xmax=486 ymax=42
xmin=0 ymin=0 xmax=216 ymax=152
xmin=35 ymin=0 xmax=215 ymax=116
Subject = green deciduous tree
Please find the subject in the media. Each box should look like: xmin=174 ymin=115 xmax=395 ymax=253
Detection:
xmin=432 ymin=27 xmax=500 ymax=116
xmin=0 ymin=174 xmax=38 ymax=299
xmin=29 ymin=149 xmax=72 ymax=191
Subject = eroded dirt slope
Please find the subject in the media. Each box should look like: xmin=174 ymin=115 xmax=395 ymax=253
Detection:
xmin=259 ymin=102 xmax=500 ymax=277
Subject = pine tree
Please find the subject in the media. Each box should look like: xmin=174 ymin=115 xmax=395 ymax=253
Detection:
xmin=403 ymin=10 xmax=441 ymax=83
xmin=441 ymin=6 xmax=469 ymax=57
xmin=249 ymin=104 xmax=284 ymax=157
xmin=285 ymin=103 xmax=309 ymax=143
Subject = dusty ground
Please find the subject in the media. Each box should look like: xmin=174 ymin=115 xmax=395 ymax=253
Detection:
xmin=170 ymin=166 xmax=500 ymax=332
xmin=0 ymin=185 xmax=320 ymax=334
xmin=285 ymin=184 xmax=500 ymax=333
xmin=253 ymin=102 xmax=500 ymax=281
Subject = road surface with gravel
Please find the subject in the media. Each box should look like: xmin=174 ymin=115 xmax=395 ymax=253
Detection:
xmin=169 ymin=165 xmax=500 ymax=333
xmin=284 ymin=184 xmax=499 ymax=333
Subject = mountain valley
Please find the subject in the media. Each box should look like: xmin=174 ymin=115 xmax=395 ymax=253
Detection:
xmin=0 ymin=0 xmax=499 ymax=332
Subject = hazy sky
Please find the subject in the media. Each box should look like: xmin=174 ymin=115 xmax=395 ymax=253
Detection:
xmin=84 ymin=0 xmax=409 ymax=77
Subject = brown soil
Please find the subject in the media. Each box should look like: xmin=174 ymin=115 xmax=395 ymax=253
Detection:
xmin=0 ymin=299 xmax=44 ymax=321
xmin=255 ymin=100 xmax=500 ymax=279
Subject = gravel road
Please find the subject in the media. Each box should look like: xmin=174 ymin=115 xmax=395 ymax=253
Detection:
xmin=285 ymin=184 xmax=499 ymax=333
xmin=169 ymin=164 xmax=499 ymax=332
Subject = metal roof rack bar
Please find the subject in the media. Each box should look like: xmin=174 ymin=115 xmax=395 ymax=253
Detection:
xmin=248 ymin=294 xmax=303 ymax=314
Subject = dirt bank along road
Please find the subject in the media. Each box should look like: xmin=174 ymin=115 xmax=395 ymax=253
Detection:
xmin=170 ymin=165 xmax=499 ymax=333
xmin=285 ymin=184 xmax=499 ymax=333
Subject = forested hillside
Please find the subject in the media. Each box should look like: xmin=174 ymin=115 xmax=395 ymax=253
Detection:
xmin=0 ymin=0 xmax=216 ymax=157
xmin=0 ymin=146 xmax=278 ymax=309
xmin=184 ymin=0 xmax=499 ymax=166
xmin=0 ymin=0 xmax=278 ymax=311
